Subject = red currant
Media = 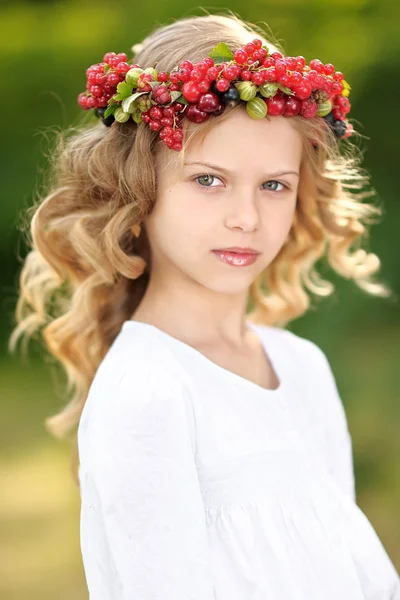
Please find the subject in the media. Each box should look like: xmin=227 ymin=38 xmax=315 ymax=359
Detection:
xmin=240 ymin=70 xmax=252 ymax=81
xmin=198 ymin=79 xmax=211 ymax=93
xmin=107 ymin=72 xmax=120 ymax=86
xmin=252 ymin=39 xmax=263 ymax=49
xmin=191 ymin=69 xmax=204 ymax=82
xmin=251 ymin=71 xmax=265 ymax=86
xmin=293 ymin=79 xmax=312 ymax=100
xmin=78 ymin=93 xmax=89 ymax=108
xmin=234 ymin=49 xmax=248 ymax=65
xmin=275 ymin=59 xmax=286 ymax=74
xmin=333 ymin=71 xmax=344 ymax=82
xmin=289 ymin=72 xmax=302 ymax=87
xmin=295 ymin=56 xmax=306 ymax=69
xmin=95 ymin=72 xmax=106 ymax=84
xmin=149 ymin=106 xmax=163 ymax=120
xmin=216 ymin=78 xmax=230 ymax=92
xmin=245 ymin=42 xmax=256 ymax=55
xmin=89 ymin=85 xmax=103 ymax=97
xmin=180 ymin=60 xmax=194 ymax=71
xmin=162 ymin=107 xmax=175 ymax=118
xmin=331 ymin=82 xmax=344 ymax=94
xmin=116 ymin=62 xmax=130 ymax=74
xmin=278 ymin=73 xmax=291 ymax=86
xmin=173 ymin=129 xmax=184 ymax=141
xmin=286 ymin=57 xmax=297 ymax=70
xmin=207 ymin=66 xmax=219 ymax=81
xmin=164 ymin=137 xmax=175 ymax=148
xmin=182 ymin=81 xmax=201 ymax=103
xmin=103 ymin=52 xmax=117 ymax=64
xmin=178 ymin=67 xmax=191 ymax=82
xmin=160 ymin=117 xmax=173 ymax=127
xmin=271 ymin=51 xmax=284 ymax=60
xmin=264 ymin=68 xmax=277 ymax=82
xmin=149 ymin=120 xmax=162 ymax=131
xmin=223 ymin=66 xmax=238 ymax=81
xmin=263 ymin=57 xmax=275 ymax=68
xmin=158 ymin=72 xmax=169 ymax=82
xmin=332 ymin=108 xmax=344 ymax=120
xmin=196 ymin=62 xmax=209 ymax=74
xmin=203 ymin=57 xmax=214 ymax=68
xmin=309 ymin=59 xmax=324 ymax=73
xmin=324 ymin=63 xmax=335 ymax=75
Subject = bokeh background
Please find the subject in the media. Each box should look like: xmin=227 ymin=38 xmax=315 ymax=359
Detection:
xmin=1 ymin=0 xmax=399 ymax=598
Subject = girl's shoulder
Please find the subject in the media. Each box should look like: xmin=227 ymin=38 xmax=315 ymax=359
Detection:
xmin=252 ymin=322 xmax=330 ymax=368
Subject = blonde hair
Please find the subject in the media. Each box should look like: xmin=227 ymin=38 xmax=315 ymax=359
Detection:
xmin=8 ymin=12 xmax=393 ymax=485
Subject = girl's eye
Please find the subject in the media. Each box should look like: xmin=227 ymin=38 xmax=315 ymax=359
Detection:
xmin=195 ymin=174 xmax=223 ymax=187
xmin=261 ymin=180 xmax=287 ymax=192
xmin=193 ymin=175 xmax=289 ymax=192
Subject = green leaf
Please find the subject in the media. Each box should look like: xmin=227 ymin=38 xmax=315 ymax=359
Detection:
xmin=103 ymin=103 xmax=119 ymax=119
xmin=208 ymin=42 xmax=234 ymax=64
xmin=169 ymin=90 xmax=183 ymax=103
xmin=122 ymin=92 xmax=148 ymax=113
xmin=175 ymin=94 xmax=189 ymax=105
xmin=276 ymin=83 xmax=295 ymax=96
xmin=113 ymin=81 xmax=133 ymax=101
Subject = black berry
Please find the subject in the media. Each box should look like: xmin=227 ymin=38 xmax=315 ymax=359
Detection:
xmin=222 ymin=85 xmax=240 ymax=104
xmin=331 ymin=119 xmax=347 ymax=139
xmin=97 ymin=106 xmax=115 ymax=127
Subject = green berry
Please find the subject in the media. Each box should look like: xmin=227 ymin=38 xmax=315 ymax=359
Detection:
xmin=144 ymin=67 xmax=158 ymax=79
xmin=125 ymin=68 xmax=143 ymax=87
xmin=259 ymin=82 xmax=279 ymax=98
xmin=246 ymin=97 xmax=268 ymax=119
xmin=236 ymin=81 xmax=257 ymax=102
xmin=316 ymin=100 xmax=333 ymax=117
xmin=114 ymin=107 xmax=130 ymax=123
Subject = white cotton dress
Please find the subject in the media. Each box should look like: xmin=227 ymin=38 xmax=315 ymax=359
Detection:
xmin=77 ymin=320 xmax=400 ymax=600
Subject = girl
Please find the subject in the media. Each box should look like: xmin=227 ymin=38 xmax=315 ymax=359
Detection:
xmin=9 ymin=12 xmax=400 ymax=600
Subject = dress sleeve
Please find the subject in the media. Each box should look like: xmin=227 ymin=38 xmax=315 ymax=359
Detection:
xmin=313 ymin=345 xmax=357 ymax=503
xmin=81 ymin=354 xmax=215 ymax=599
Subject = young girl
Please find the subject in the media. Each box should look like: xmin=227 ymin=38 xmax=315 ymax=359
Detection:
xmin=9 ymin=12 xmax=400 ymax=600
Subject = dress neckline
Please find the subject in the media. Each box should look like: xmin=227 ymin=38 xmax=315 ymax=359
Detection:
xmin=121 ymin=319 xmax=286 ymax=398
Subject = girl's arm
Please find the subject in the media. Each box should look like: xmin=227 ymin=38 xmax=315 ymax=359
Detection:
xmin=78 ymin=353 xmax=215 ymax=599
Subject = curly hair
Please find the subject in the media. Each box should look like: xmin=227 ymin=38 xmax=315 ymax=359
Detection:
xmin=8 ymin=13 xmax=393 ymax=485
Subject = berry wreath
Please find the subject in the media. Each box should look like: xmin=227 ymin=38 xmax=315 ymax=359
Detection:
xmin=78 ymin=39 xmax=353 ymax=152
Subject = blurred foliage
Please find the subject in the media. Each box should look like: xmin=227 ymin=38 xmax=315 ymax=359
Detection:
xmin=0 ymin=0 xmax=399 ymax=598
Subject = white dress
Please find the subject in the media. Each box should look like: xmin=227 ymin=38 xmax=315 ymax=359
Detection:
xmin=77 ymin=320 xmax=400 ymax=599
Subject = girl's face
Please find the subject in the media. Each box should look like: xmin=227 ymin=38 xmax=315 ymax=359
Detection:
xmin=143 ymin=106 xmax=303 ymax=297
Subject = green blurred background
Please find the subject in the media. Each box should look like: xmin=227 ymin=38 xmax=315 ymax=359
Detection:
xmin=1 ymin=0 xmax=399 ymax=598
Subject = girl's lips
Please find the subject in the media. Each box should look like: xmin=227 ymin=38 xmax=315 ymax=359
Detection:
xmin=211 ymin=250 xmax=260 ymax=266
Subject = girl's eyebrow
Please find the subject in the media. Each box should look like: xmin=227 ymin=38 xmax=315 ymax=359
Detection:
xmin=184 ymin=161 xmax=300 ymax=179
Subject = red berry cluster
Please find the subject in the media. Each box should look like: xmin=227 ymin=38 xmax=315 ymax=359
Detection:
xmin=77 ymin=39 xmax=354 ymax=151
xmin=78 ymin=52 xmax=138 ymax=110
xmin=142 ymin=104 xmax=185 ymax=150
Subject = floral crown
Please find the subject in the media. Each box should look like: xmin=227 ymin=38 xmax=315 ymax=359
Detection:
xmin=78 ymin=39 xmax=353 ymax=152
